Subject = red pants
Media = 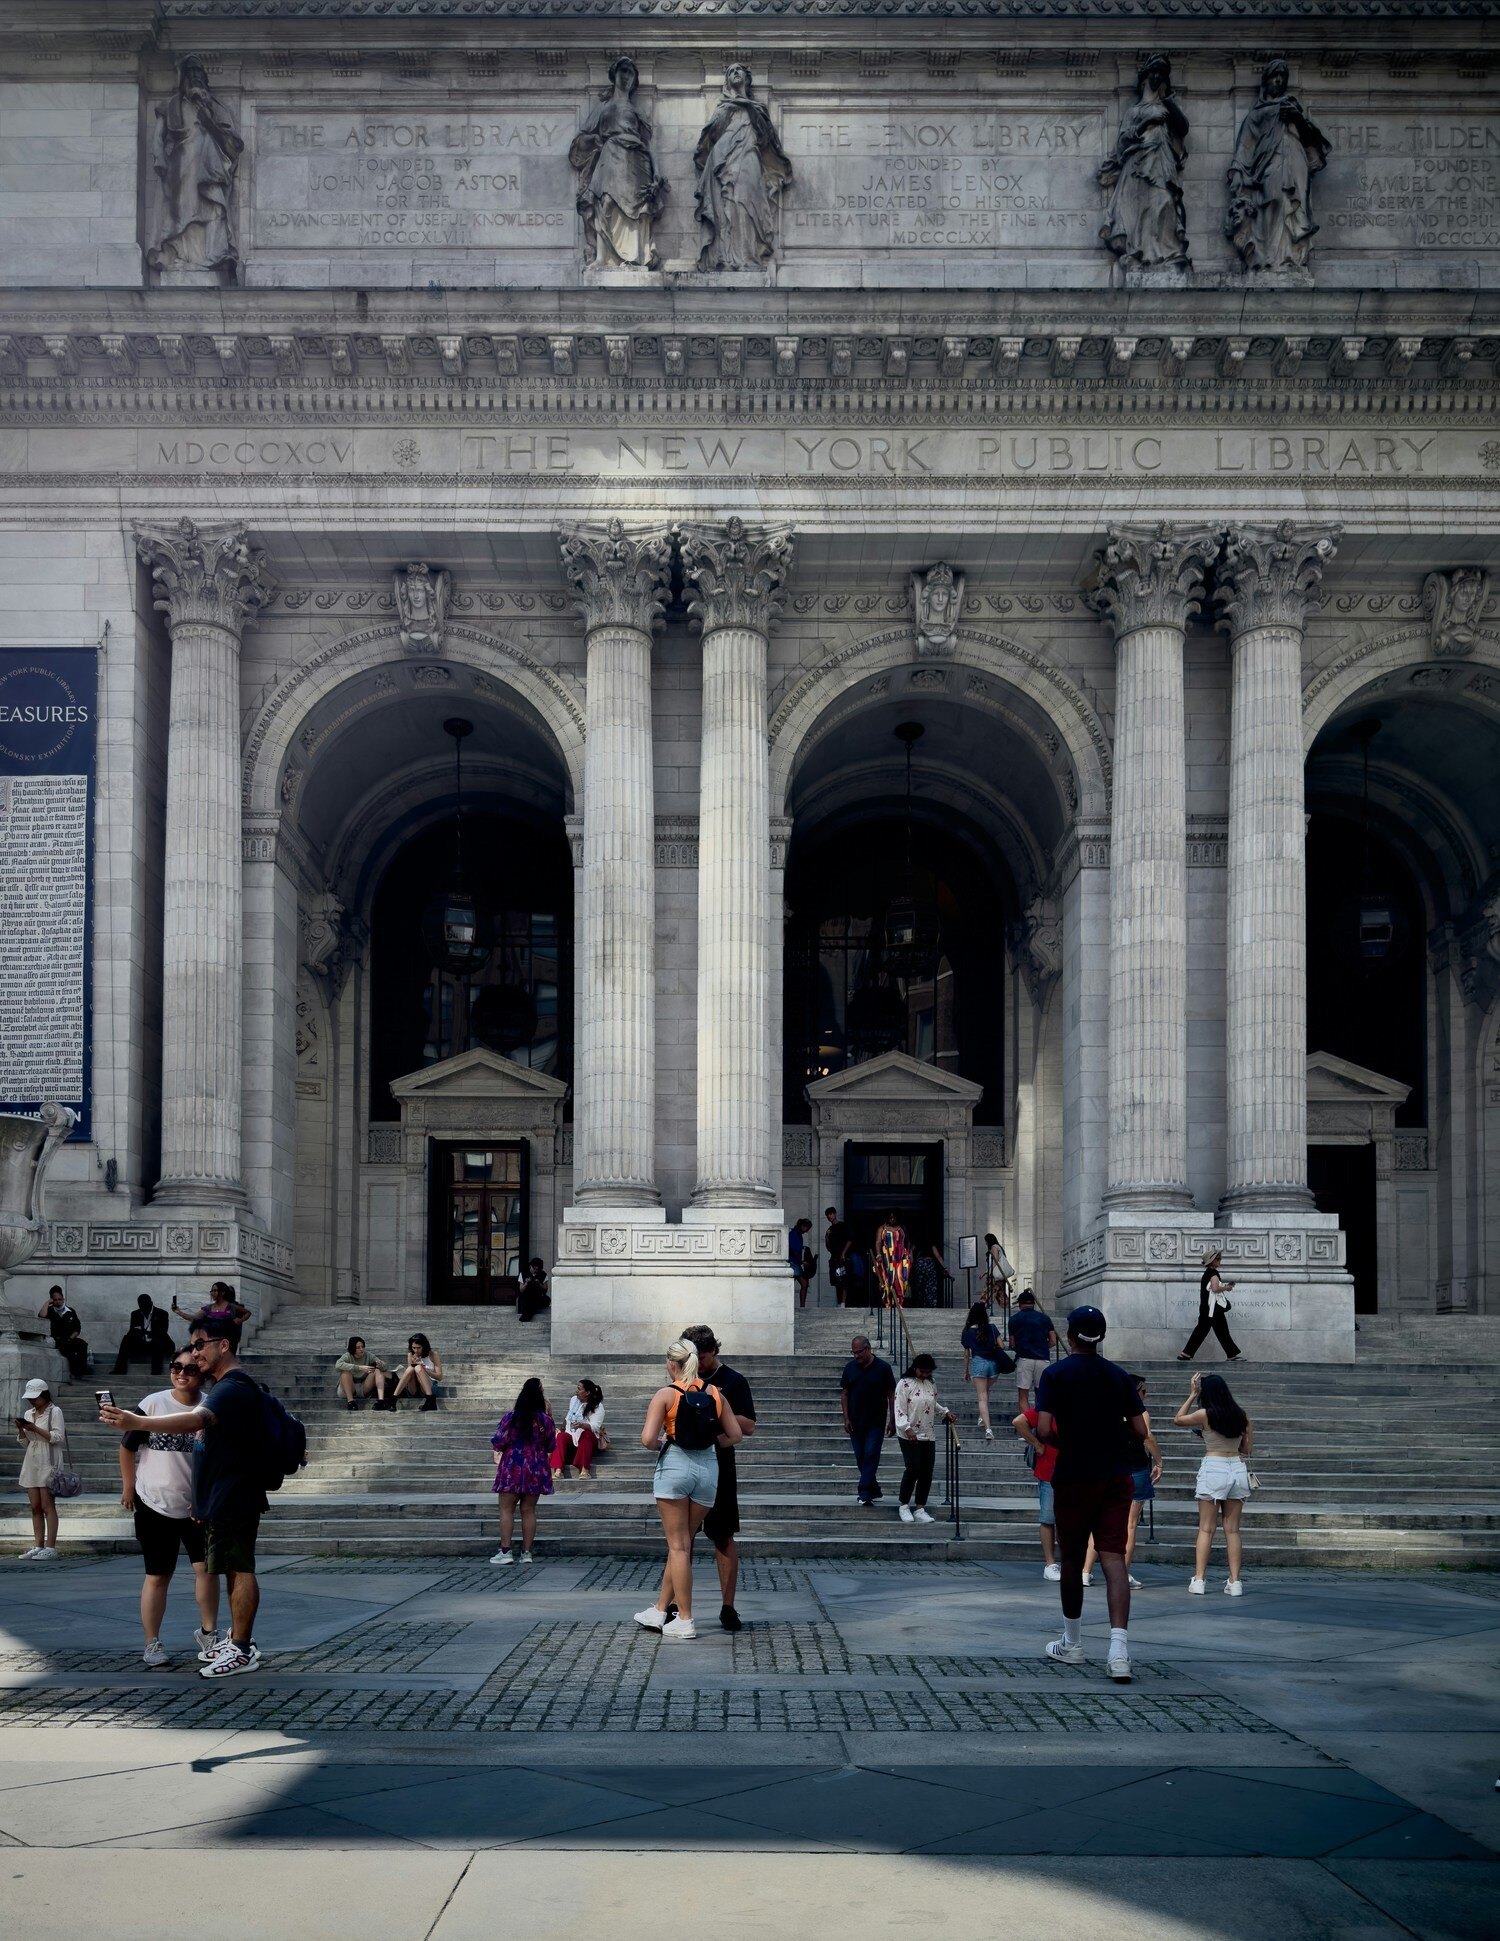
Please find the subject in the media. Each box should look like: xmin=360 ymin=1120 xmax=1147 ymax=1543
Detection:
xmin=551 ymin=1427 xmax=598 ymax=1473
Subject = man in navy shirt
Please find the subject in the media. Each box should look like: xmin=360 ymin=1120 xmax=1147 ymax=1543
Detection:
xmin=1008 ymin=1288 xmax=1057 ymax=1408
xmin=1035 ymin=1305 xmax=1149 ymax=1684
xmin=840 ymin=1335 xmax=896 ymax=1506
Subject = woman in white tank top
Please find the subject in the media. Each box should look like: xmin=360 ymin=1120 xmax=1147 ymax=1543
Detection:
xmin=1175 ymin=1371 xmax=1253 ymax=1597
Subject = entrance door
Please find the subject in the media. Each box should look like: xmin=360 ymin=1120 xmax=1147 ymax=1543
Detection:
xmin=429 ymin=1141 xmax=528 ymax=1305
xmin=1308 ymin=1143 xmax=1378 ymax=1313
xmin=843 ymin=1142 xmax=945 ymax=1271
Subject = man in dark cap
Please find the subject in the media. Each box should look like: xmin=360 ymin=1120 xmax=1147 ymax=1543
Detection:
xmin=1034 ymin=1305 xmax=1150 ymax=1683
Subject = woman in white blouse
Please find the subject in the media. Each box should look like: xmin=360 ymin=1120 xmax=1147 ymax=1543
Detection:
xmin=550 ymin=1379 xmax=605 ymax=1479
xmin=15 ymin=1376 xmax=65 ymax=1560
xmin=893 ymin=1353 xmax=953 ymax=1527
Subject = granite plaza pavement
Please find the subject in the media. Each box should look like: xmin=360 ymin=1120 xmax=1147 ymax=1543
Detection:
xmin=0 ymin=1550 xmax=1495 ymax=1939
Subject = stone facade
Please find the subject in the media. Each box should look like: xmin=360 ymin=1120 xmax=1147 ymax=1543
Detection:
xmin=1 ymin=3 xmax=1498 ymax=1358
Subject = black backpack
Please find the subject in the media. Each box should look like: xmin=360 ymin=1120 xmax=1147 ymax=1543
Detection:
xmin=670 ymin=1381 xmax=720 ymax=1452
xmin=253 ymin=1381 xmax=307 ymax=1491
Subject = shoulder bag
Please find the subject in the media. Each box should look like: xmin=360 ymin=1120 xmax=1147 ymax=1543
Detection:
xmin=46 ymin=1417 xmax=83 ymax=1499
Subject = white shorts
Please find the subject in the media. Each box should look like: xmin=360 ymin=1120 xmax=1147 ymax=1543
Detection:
xmin=1195 ymin=1455 xmax=1251 ymax=1503
xmin=1014 ymin=1356 xmax=1048 ymax=1395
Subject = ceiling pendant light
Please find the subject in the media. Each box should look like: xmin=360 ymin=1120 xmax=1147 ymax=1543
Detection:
xmin=1353 ymin=719 xmax=1393 ymax=961
xmin=420 ymin=718 xmax=494 ymax=977
xmin=883 ymin=720 xmax=941 ymax=964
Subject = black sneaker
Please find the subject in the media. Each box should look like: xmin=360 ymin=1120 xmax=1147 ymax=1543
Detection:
xmin=719 ymin=1605 xmax=743 ymax=1633
xmin=420 ymin=1396 xmax=437 ymax=1411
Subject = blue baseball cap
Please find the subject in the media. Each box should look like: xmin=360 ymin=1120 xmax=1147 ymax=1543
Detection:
xmin=1066 ymin=1305 xmax=1107 ymax=1344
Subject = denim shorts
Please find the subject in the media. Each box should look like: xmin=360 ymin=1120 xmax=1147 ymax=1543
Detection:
xmin=653 ymin=1442 xmax=719 ymax=1507
xmin=969 ymin=1355 xmax=999 ymax=1380
xmin=1131 ymin=1465 xmax=1155 ymax=1503
xmin=1036 ymin=1478 xmax=1055 ymax=1526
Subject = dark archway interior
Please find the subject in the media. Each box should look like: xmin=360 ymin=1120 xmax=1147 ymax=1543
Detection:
xmin=1306 ymin=811 xmax=1427 ymax=1126
xmin=368 ymin=809 xmax=573 ymax=1121
xmin=783 ymin=813 xmax=1008 ymax=1125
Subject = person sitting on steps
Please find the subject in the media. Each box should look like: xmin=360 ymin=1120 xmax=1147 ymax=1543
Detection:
xmin=334 ymin=1336 xmax=392 ymax=1410
xmin=392 ymin=1333 xmax=443 ymax=1410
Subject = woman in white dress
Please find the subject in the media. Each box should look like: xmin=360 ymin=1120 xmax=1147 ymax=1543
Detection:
xmin=15 ymin=1376 xmax=65 ymax=1560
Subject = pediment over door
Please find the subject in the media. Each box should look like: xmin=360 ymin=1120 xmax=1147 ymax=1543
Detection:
xmin=1306 ymin=1050 xmax=1410 ymax=1144
xmin=806 ymin=1050 xmax=983 ymax=1138
xmin=389 ymin=1047 xmax=568 ymax=1138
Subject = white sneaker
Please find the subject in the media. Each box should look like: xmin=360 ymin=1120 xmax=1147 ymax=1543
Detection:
xmin=142 ymin=1638 xmax=170 ymax=1669
xmin=1224 ymin=1579 xmax=1244 ymax=1597
xmin=1082 ymin=1574 xmax=1093 ymax=1588
xmin=1128 ymin=1575 xmax=1143 ymax=1589
xmin=1108 ymin=1653 xmax=1133 ymax=1683
xmin=634 ymin=1605 xmax=668 ymax=1631
xmin=520 ymin=1551 xmax=535 ymax=1564
xmin=490 ymin=1548 xmax=515 ymax=1566
xmin=1188 ymin=1577 xmax=1206 ymax=1595
xmin=913 ymin=1507 xmax=935 ymax=1524
xmin=194 ymin=1626 xmax=221 ymax=1663
xmin=983 ymin=1428 xmax=994 ymax=1442
xmin=199 ymin=1641 xmax=260 ymax=1680
xmin=662 ymin=1616 xmax=697 ymax=1641
xmin=1045 ymin=1638 xmax=1086 ymax=1665
xmin=1043 ymin=1563 xmax=1062 ymax=1582
xmin=33 ymin=1547 xmax=58 ymax=1561
xmin=17 ymin=1547 xmax=42 ymax=1561
xmin=898 ymin=1503 xmax=915 ymax=1523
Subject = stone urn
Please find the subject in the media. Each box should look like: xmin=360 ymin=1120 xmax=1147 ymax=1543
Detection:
xmin=0 ymin=1103 xmax=75 ymax=1298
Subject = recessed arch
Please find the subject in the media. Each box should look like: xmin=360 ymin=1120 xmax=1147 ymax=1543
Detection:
xmin=1302 ymin=622 xmax=1500 ymax=748
xmin=768 ymin=624 xmax=1111 ymax=825
xmin=242 ymin=618 xmax=586 ymax=818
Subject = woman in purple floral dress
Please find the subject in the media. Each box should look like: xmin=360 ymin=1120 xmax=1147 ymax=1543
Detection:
xmin=490 ymin=1379 xmax=555 ymax=1566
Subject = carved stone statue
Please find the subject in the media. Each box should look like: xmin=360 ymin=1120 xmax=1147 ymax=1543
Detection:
xmin=694 ymin=64 xmax=793 ymax=272
xmin=1007 ymin=897 xmax=1063 ymax=1011
xmin=913 ymin=563 xmax=965 ymax=658
xmin=570 ymin=56 xmax=666 ymax=270
xmin=1225 ymin=59 xmax=1329 ymax=274
xmin=148 ymin=55 xmax=243 ymax=278
xmin=1099 ymin=54 xmax=1190 ymax=271
xmin=1422 ymin=567 xmax=1491 ymax=658
xmin=395 ymin=562 xmax=450 ymax=654
xmin=0 ymin=1104 xmax=75 ymax=1292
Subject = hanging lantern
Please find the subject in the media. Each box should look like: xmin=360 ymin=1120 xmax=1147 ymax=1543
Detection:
xmin=882 ymin=720 xmax=942 ymax=967
xmin=420 ymin=718 xmax=494 ymax=976
xmin=1353 ymin=719 xmax=1392 ymax=962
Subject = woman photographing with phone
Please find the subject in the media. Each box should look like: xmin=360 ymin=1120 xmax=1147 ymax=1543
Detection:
xmin=15 ymin=1377 xmax=67 ymax=1561
xmin=1175 ymin=1371 xmax=1254 ymax=1596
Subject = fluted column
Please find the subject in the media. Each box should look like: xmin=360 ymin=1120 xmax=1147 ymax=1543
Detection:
xmin=681 ymin=518 xmax=795 ymax=1208
xmin=1217 ymin=521 xmax=1340 ymax=1210
xmin=135 ymin=519 xmax=274 ymax=1204
xmin=1087 ymin=524 xmax=1215 ymax=1208
xmin=559 ymin=520 xmax=672 ymax=1206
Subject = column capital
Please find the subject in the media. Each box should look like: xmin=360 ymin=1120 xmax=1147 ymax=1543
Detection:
xmin=1215 ymin=520 xmax=1341 ymax=637
xmin=134 ymin=518 xmax=275 ymax=634
xmin=1085 ymin=522 xmax=1216 ymax=640
xmin=557 ymin=518 xmax=673 ymax=635
xmin=680 ymin=516 xmax=795 ymax=637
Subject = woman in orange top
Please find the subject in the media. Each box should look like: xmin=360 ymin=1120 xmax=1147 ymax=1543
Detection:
xmin=634 ymin=1339 xmax=742 ymax=1641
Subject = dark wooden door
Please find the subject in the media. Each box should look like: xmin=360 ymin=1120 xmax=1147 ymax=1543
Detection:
xmin=429 ymin=1141 xmax=528 ymax=1305
xmin=842 ymin=1142 xmax=945 ymax=1269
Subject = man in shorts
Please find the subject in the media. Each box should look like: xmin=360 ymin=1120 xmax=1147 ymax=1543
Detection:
xmin=1034 ymin=1305 xmax=1150 ymax=1684
xmin=681 ymin=1324 xmax=757 ymax=1631
xmin=102 ymin=1314 xmax=267 ymax=1678
xmin=117 ymin=1348 xmax=222 ymax=1667
xmin=1008 ymin=1288 xmax=1057 ymax=1408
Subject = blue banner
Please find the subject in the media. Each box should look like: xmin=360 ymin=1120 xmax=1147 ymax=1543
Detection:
xmin=0 ymin=649 xmax=97 ymax=1137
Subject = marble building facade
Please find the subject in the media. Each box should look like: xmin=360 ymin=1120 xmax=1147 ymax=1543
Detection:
xmin=0 ymin=0 xmax=1498 ymax=1359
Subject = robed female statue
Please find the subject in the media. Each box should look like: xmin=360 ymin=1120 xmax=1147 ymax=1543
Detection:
xmin=694 ymin=64 xmax=792 ymax=272
xmin=1099 ymin=55 xmax=1190 ymax=271
xmin=1225 ymin=59 xmax=1330 ymax=273
xmin=149 ymin=55 xmax=243 ymax=276
xmin=569 ymin=56 xmax=666 ymax=270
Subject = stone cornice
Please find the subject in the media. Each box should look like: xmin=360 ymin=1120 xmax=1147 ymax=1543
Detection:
xmin=152 ymin=0 xmax=1500 ymax=20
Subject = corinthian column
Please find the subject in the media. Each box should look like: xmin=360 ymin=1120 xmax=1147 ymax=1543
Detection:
xmin=680 ymin=517 xmax=795 ymax=1208
xmin=1216 ymin=520 xmax=1340 ymax=1210
xmin=558 ymin=519 xmax=672 ymax=1206
xmin=1086 ymin=523 xmax=1215 ymax=1208
xmin=134 ymin=519 xmax=274 ymax=1204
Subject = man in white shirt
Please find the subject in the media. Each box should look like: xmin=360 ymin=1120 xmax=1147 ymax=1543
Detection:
xmin=117 ymin=1350 xmax=222 ymax=1669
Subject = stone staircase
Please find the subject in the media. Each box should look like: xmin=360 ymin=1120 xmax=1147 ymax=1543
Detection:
xmin=6 ymin=1299 xmax=1500 ymax=1568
